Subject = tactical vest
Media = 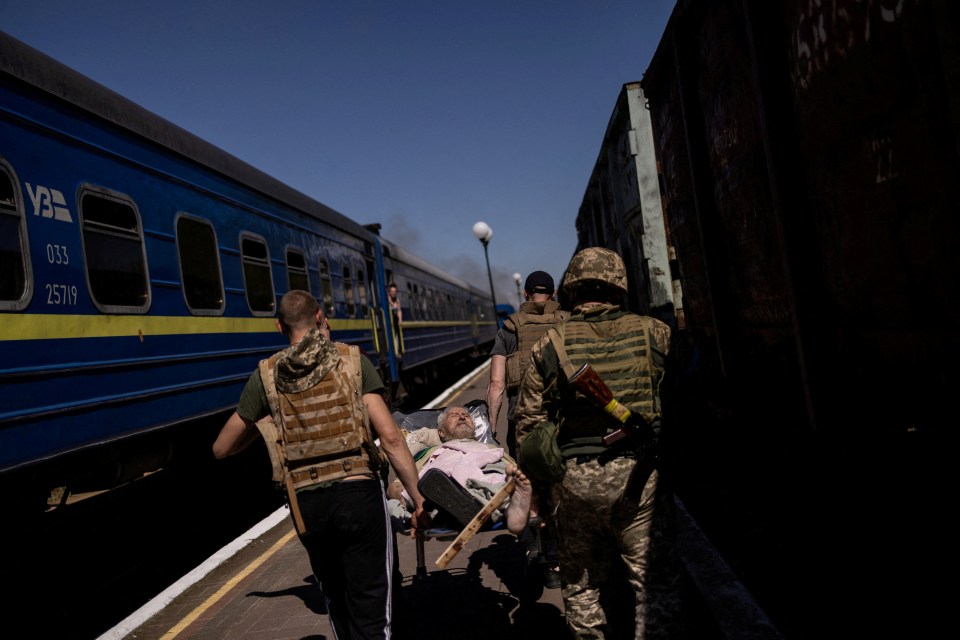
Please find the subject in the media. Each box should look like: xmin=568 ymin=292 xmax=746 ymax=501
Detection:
xmin=504 ymin=300 xmax=569 ymax=391
xmin=258 ymin=342 xmax=382 ymax=491
xmin=554 ymin=310 xmax=668 ymax=457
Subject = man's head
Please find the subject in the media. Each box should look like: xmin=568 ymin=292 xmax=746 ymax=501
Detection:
xmin=561 ymin=247 xmax=628 ymax=305
xmin=436 ymin=406 xmax=476 ymax=441
xmin=277 ymin=289 xmax=327 ymax=338
xmin=523 ymin=270 xmax=555 ymax=301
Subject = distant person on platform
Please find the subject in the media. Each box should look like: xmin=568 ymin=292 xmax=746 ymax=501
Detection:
xmin=388 ymin=282 xmax=404 ymax=359
xmin=388 ymin=282 xmax=403 ymax=327
xmin=212 ymin=289 xmax=429 ymax=640
xmin=485 ymin=269 xmax=568 ymax=590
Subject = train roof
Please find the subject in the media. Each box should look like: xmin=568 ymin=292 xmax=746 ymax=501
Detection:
xmin=0 ymin=31 xmax=372 ymax=240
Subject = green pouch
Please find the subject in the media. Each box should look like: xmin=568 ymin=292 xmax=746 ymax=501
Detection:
xmin=519 ymin=420 xmax=565 ymax=483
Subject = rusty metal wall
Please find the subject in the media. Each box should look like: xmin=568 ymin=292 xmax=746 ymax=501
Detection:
xmin=641 ymin=0 xmax=959 ymax=437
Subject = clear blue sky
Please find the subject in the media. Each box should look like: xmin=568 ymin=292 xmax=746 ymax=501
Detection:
xmin=2 ymin=0 xmax=676 ymax=307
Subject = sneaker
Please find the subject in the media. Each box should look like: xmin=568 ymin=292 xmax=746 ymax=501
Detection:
xmin=543 ymin=566 xmax=562 ymax=590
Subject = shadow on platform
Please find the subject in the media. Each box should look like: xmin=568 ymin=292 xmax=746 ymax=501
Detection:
xmin=395 ymin=532 xmax=568 ymax=640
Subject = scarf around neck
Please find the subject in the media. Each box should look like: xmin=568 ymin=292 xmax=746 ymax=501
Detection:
xmin=274 ymin=328 xmax=341 ymax=393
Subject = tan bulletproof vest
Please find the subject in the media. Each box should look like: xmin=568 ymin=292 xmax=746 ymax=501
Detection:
xmin=259 ymin=343 xmax=381 ymax=490
xmin=556 ymin=312 xmax=667 ymax=445
xmin=504 ymin=300 xmax=569 ymax=391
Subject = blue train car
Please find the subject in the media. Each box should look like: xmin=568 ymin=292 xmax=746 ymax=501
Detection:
xmin=0 ymin=32 xmax=497 ymax=508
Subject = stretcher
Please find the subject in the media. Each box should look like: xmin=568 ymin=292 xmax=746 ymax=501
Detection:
xmin=390 ymin=400 xmax=511 ymax=579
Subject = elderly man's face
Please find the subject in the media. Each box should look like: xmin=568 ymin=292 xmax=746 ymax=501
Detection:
xmin=439 ymin=407 xmax=475 ymax=441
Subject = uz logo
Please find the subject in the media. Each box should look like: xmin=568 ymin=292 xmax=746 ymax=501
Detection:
xmin=26 ymin=183 xmax=73 ymax=222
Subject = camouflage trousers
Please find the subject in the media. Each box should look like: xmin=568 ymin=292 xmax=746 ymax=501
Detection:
xmin=551 ymin=456 xmax=684 ymax=639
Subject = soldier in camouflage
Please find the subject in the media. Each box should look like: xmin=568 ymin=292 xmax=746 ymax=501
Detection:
xmin=514 ymin=248 xmax=684 ymax=639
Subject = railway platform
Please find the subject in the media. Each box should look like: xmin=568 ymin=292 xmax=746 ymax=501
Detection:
xmin=96 ymin=362 xmax=759 ymax=640
xmin=103 ymin=506 xmax=564 ymax=640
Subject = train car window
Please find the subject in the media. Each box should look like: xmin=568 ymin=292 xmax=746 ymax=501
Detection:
xmin=0 ymin=159 xmax=32 ymax=310
xmin=286 ymin=246 xmax=310 ymax=293
xmin=357 ymin=268 xmax=368 ymax=315
xmin=342 ymin=265 xmax=355 ymax=316
xmin=421 ymin=286 xmax=429 ymax=321
xmin=410 ymin=283 xmax=418 ymax=321
xmin=78 ymin=185 xmax=150 ymax=313
xmin=175 ymin=213 xmax=224 ymax=315
xmin=239 ymin=233 xmax=275 ymax=315
xmin=318 ymin=258 xmax=333 ymax=316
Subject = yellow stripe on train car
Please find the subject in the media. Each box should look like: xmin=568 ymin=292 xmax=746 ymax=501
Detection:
xmin=0 ymin=314 xmax=495 ymax=341
xmin=0 ymin=315 xmax=364 ymax=341
xmin=0 ymin=314 xmax=279 ymax=341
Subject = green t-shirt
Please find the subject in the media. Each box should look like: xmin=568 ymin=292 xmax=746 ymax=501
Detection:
xmin=236 ymin=349 xmax=384 ymax=423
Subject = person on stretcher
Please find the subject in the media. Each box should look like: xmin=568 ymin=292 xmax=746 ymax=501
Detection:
xmin=386 ymin=405 xmax=533 ymax=532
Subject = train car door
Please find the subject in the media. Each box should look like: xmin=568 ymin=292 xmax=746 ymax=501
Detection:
xmin=383 ymin=270 xmax=404 ymax=358
xmin=364 ymin=257 xmax=390 ymax=365
xmin=365 ymin=255 xmax=403 ymax=400
xmin=363 ymin=232 xmax=406 ymax=406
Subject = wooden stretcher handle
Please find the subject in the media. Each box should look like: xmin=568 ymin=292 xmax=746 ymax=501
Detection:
xmin=435 ymin=477 xmax=516 ymax=569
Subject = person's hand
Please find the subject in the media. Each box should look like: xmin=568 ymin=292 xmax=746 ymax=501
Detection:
xmin=410 ymin=501 xmax=432 ymax=539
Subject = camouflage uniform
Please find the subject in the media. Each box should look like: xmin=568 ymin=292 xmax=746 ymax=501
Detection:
xmin=514 ymin=248 xmax=684 ymax=639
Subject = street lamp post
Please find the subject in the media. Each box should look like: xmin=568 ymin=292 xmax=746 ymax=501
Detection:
xmin=472 ymin=221 xmax=498 ymax=323
xmin=513 ymin=272 xmax=522 ymax=308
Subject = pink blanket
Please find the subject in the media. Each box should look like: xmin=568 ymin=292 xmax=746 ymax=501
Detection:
xmin=420 ymin=440 xmax=506 ymax=487
xmin=401 ymin=439 xmax=506 ymax=505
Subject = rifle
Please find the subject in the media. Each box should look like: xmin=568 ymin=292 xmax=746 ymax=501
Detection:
xmin=567 ymin=363 xmax=657 ymax=448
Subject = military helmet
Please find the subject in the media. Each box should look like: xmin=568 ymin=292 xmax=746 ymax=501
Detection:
xmin=562 ymin=247 xmax=628 ymax=294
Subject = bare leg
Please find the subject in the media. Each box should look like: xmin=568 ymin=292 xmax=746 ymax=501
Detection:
xmin=505 ymin=463 xmax=535 ymax=534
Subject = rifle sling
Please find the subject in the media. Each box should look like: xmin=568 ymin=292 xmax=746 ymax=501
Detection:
xmin=546 ymin=327 xmax=578 ymax=379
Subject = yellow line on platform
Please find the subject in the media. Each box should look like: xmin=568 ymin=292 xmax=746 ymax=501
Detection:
xmin=160 ymin=528 xmax=297 ymax=639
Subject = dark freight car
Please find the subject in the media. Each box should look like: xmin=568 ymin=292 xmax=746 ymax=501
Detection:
xmin=577 ymin=0 xmax=957 ymax=637
xmin=647 ymin=0 xmax=957 ymax=636
xmin=642 ymin=0 xmax=959 ymax=439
